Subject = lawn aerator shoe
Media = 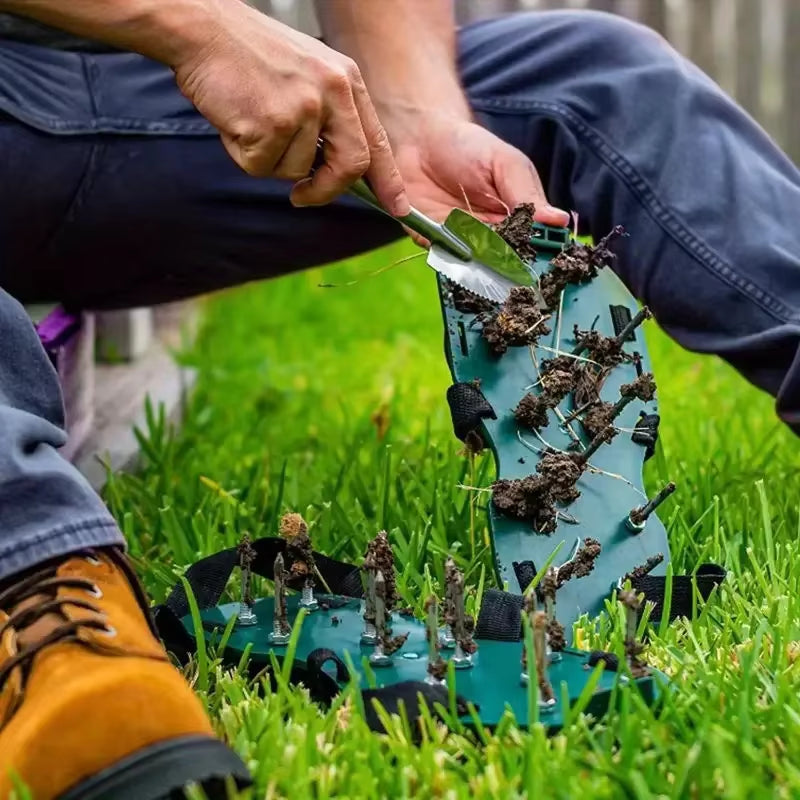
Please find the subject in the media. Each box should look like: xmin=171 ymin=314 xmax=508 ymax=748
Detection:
xmin=0 ymin=547 xmax=251 ymax=800
xmin=155 ymin=209 xmax=726 ymax=734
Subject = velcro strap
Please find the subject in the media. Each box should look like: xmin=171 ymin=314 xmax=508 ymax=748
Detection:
xmin=474 ymin=565 xmax=726 ymax=641
xmin=446 ymin=381 xmax=496 ymax=443
xmin=160 ymin=537 xmax=363 ymax=619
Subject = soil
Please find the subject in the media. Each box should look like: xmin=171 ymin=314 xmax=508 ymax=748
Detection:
xmin=535 ymin=451 xmax=582 ymax=504
xmin=620 ymin=373 xmax=657 ymax=402
xmin=540 ymin=355 xmax=577 ymax=376
xmin=451 ymin=283 xmax=498 ymax=315
xmin=514 ymin=367 xmax=575 ymax=432
xmin=492 ymin=474 xmax=558 ymax=534
xmin=279 ymin=512 xmax=315 ymax=583
xmin=237 ymin=533 xmax=257 ymax=605
xmin=482 ymin=286 xmax=551 ymax=356
xmin=559 ymin=537 xmax=602 ymax=584
xmin=572 ymin=326 xmax=627 ymax=366
xmin=547 ymin=618 xmax=566 ymax=651
xmin=538 ymin=226 xmax=626 ymax=309
xmin=383 ymin=631 xmax=410 ymax=655
xmin=623 ymin=553 xmax=664 ymax=583
xmin=493 ymin=202 xmax=539 ymax=263
xmin=428 ymin=657 xmax=449 ymax=680
xmin=514 ymin=393 xmax=550 ymax=431
xmin=572 ymin=364 xmax=611 ymax=408
xmin=369 ymin=531 xmax=398 ymax=610
xmin=579 ymin=401 xmax=617 ymax=440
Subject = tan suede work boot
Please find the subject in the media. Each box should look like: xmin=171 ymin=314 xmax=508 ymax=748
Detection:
xmin=0 ymin=547 xmax=251 ymax=800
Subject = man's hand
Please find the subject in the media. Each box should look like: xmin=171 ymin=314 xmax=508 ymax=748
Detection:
xmin=389 ymin=113 xmax=571 ymax=230
xmin=174 ymin=5 xmax=408 ymax=213
xmin=315 ymin=0 xmax=568 ymax=232
xmin=0 ymin=0 xmax=409 ymax=215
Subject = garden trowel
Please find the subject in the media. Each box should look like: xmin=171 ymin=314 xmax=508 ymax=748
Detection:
xmin=313 ymin=141 xmax=541 ymax=304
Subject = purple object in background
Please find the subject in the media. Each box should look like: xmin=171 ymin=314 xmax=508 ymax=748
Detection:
xmin=34 ymin=306 xmax=95 ymax=461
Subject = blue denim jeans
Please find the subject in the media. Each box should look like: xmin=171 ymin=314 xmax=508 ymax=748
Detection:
xmin=1 ymin=9 xmax=799 ymax=580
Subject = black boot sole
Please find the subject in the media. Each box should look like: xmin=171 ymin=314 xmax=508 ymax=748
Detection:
xmin=57 ymin=735 xmax=252 ymax=800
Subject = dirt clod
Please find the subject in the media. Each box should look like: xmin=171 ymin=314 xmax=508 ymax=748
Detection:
xmin=514 ymin=393 xmax=550 ymax=431
xmin=623 ymin=553 xmax=664 ymax=583
xmin=620 ymin=373 xmax=657 ymax=402
xmin=280 ymin=512 xmax=315 ymax=583
xmin=538 ymin=226 xmax=626 ymax=308
xmin=535 ymin=451 xmax=582 ymax=504
xmin=492 ymin=474 xmax=558 ymax=534
xmin=580 ymin=401 xmax=617 ymax=440
xmin=482 ymin=286 xmax=550 ymax=355
xmin=451 ymin=283 xmax=498 ymax=315
xmin=547 ymin=618 xmax=566 ymax=651
xmin=493 ymin=202 xmax=538 ymax=262
xmin=368 ymin=531 xmax=398 ymax=611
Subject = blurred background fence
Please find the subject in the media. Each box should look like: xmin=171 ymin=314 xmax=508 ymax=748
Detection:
xmin=256 ymin=0 xmax=800 ymax=164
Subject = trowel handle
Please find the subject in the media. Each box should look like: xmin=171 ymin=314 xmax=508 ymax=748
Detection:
xmin=312 ymin=140 xmax=472 ymax=262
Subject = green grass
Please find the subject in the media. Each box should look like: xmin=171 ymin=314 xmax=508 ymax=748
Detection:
xmin=103 ymin=241 xmax=800 ymax=799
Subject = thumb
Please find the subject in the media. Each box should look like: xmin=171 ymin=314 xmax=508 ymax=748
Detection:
xmin=493 ymin=147 xmax=571 ymax=228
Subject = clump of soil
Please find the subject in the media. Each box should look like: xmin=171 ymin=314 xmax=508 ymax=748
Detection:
xmin=538 ymin=226 xmax=626 ymax=308
xmin=491 ymin=474 xmax=558 ymax=534
xmin=514 ymin=367 xmax=575 ymax=432
xmin=368 ymin=530 xmax=398 ymax=610
xmin=572 ymin=363 xmax=611 ymax=407
xmin=540 ymin=355 xmax=576 ymax=375
xmin=514 ymin=393 xmax=550 ymax=431
xmin=558 ymin=537 xmax=602 ymax=584
xmin=623 ymin=553 xmax=664 ymax=583
xmin=451 ymin=283 xmax=498 ymax=315
xmin=535 ymin=450 xmax=582 ymax=504
xmin=579 ymin=401 xmax=617 ymax=440
xmin=482 ymin=286 xmax=550 ymax=355
xmin=572 ymin=326 xmax=627 ymax=367
xmin=493 ymin=202 xmax=538 ymax=262
xmin=279 ymin=512 xmax=315 ymax=582
xmin=620 ymin=373 xmax=656 ymax=402
xmin=382 ymin=631 xmax=410 ymax=655
xmin=547 ymin=618 xmax=566 ymax=651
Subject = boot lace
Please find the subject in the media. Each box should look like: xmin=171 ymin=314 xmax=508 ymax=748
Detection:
xmin=0 ymin=557 xmax=112 ymax=694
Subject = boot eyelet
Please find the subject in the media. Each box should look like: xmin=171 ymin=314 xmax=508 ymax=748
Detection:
xmin=100 ymin=625 xmax=117 ymax=637
xmin=85 ymin=556 xmax=101 ymax=567
xmin=87 ymin=586 xmax=103 ymax=599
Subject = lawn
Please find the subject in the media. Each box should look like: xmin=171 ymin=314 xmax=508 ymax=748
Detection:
xmin=104 ymin=240 xmax=800 ymax=799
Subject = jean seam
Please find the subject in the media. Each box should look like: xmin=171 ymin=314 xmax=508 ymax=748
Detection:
xmin=0 ymin=517 xmax=122 ymax=560
xmin=470 ymin=95 xmax=796 ymax=324
xmin=0 ymin=100 xmax=215 ymax=135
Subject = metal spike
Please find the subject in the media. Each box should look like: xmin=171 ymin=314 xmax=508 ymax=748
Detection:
xmin=236 ymin=534 xmax=257 ymax=626
xmin=449 ymin=562 xmax=475 ymax=669
xmin=626 ymin=481 xmax=676 ymax=532
xmin=425 ymin=594 xmax=446 ymax=685
xmin=440 ymin=557 xmax=457 ymax=649
xmin=612 ymin=306 xmax=651 ymax=346
xmin=369 ymin=570 xmax=392 ymax=666
xmin=268 ymin=553 xmax=291 ymax=646
xmin=360 ymin=552 xmax=378 ymax=645
xmin=534 ymin=610 xmax=556 ymax=710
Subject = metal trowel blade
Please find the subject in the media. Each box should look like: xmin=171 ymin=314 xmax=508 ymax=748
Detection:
xmin=428 ymin=208 xmax=546 ymax=307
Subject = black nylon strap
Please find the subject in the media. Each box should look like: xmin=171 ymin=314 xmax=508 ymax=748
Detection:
xmin=160 ymin=537 xmax=363 ymax=619
xmin=361 ymin=681 xmax=475 ymax=736
xmin=446 ymin=382 xmax=497 ymax=443
xmin=474 ymin=565 xmax=726 ymax=641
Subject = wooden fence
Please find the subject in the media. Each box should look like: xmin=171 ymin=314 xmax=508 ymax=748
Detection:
xmin=258 ymin=0 xmax=800 ymax=164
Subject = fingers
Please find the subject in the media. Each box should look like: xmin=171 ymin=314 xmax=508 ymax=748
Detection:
xmin=350 ymin=79 xmax=410 ymax=216
xmin=272 ymin=122 xmax=323 ymax=180
xmin=292 ymin=60 xmax=408 ymax=215
xmin=494 ymin=148 xmax=571 ymax=228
